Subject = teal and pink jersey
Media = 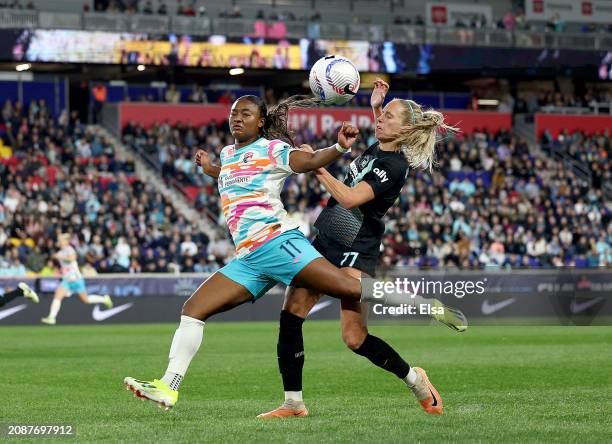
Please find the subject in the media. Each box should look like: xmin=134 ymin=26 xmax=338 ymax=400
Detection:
xmin=218 ymin=137 xmax=300 ymax=257
xmin=58 ymin=246 xmax=83 ymax=282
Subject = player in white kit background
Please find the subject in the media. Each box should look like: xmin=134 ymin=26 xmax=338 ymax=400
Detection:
xmin=41 ymin=233 xmax=113 ymax=325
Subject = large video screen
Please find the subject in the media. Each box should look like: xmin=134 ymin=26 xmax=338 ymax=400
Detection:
xmin=1 ymin=28 xmax=607 ymax=75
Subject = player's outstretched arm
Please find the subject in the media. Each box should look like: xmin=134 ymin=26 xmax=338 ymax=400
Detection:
xmin=315 ymin=168 xmax=374 ymax=209
xmin=288 ymin=122 xmax=358 ymax=173
xmin=194 ymin=149 xmax=220 ymax=179
xmin=299 ymin=143 xmax=375 ymax=209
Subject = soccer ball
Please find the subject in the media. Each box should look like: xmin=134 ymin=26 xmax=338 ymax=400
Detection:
xmin=309 ymin=55 xmax=360 ymax=105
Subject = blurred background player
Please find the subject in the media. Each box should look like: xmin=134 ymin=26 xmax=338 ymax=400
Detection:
xmin=258 ymin=79 xmax=460 ymax=419
xmin=0 ymin=282 xmax=39 ymax=307
xmin=41 ymin=233 xmax=112 ymax=325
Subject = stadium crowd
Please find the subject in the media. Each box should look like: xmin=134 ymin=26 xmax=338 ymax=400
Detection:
xmin=0 ymin=100 xmax=223 ymax=277
xmin=124 ymin=119 xmax=611 ymax=270
xmin=1 ymin=97 xmax=610 ymax=276
xmin=540 ymin=129 xmax=611 ymax=191
xmin=533 ymin=89 xmax=612 ymax=112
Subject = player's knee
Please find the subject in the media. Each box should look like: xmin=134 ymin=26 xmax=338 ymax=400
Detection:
xmin=283 ymin=299 xmax=311 ymax=318
xmin=342 ymin=327 xmax=367 ymax=350
xmin=181 ymin=301 xmax=207 ymax=321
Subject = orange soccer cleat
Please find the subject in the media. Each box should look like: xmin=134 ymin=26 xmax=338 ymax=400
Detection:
xmin=410 ymin=367 xmax=443 ymax=415
xmin=257 ymin=400 xmax=309 ymax=419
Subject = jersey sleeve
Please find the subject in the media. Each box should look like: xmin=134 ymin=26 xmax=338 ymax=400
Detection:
xmin=363 ymin=157 xmax=407 ymax=197
xmin=269 ymin=139 xmax=298 ymax=175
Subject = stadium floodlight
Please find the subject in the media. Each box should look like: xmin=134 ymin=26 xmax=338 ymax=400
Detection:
xmin=16 ymin=63 xmax=31 ymax=72
xmin=229 ymin=68 xmax=245 ymax=76
xmin=137 ymin=65 xmax=146 ymax=72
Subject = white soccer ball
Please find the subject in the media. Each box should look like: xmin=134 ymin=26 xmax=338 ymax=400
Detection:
xmin=309 ymin=55 xmax=360 ymax=105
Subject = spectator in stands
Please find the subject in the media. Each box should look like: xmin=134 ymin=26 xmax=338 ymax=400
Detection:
xmin=182 ymin=0 xmax=195 ymax=16
xmin=188 ymin=85 xmax=208 ymax=103
xmin=114 ymin=237 xmax=131 ymax=271
xmin=229 ymin=5 xmax=242 ymax=18
xmin=164 ymin=84 xmax=180 ymax=103
xmin=546 ymin=13 xmax=565 ymax=32
xmin=142 ymin=0 xmax=152 ymax=14
xmin=180 ymin=234 xmax=198 ymax=257
xmin=92 ymin=83 xmax=107 ymax=124
xmin=157 ymin=0 xmax=167 ymax=15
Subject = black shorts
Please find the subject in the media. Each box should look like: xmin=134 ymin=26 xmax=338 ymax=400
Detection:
xmin=312 ymin=236 xmax=379 ymax=277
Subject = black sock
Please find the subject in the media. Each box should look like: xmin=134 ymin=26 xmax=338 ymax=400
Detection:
xmin=0 ymin=288 xmax=24 ymax=307
xmin=353 ymin=334 xmax=410 ymax=379
xmin=277 ymin=310 xmax=305 ymax=392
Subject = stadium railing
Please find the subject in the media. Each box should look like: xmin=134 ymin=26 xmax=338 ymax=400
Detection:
xmin=540 ymin=103 xmax=612 ymax=115
xmin=2 ymin=10 xmax=611 ymax=51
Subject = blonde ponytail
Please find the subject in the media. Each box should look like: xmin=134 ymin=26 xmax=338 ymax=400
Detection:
xmin=393 ymin=99 xmax=458 ymax=171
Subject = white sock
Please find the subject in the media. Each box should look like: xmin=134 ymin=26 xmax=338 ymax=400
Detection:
xmin=86 ymin=294 xmax=106 ymax=304
xmin=161 ymin=315 xmax=205 ymax=390
xmin=284 ymin=391 xmax=303 ymax=402
xmin=48 ymin=298 xmax=62 ymax=319
xmin=403 ymin=367 xmax=418 ymax=387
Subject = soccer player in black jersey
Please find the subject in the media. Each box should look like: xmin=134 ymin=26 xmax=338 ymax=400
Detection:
xmin=259 ymin=79 xmax=463 ymax=419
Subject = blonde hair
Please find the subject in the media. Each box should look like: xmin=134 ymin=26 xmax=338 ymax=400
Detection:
xmin=392 ymin=99 xmax=458 ymax=172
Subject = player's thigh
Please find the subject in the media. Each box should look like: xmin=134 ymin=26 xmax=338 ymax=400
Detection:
xmin=182 ymin=271 xmax=253 ymax=321
xmin=54 ymin=285 xmax=69 ymax=300
xmin=282 ymin=286 xmax=323 ymax=318
xmin=339 ymin=267 xmax=371 ymax=349
xmin=77 ymin=292 xmax=89 ymax=303
xmin=291 ymin=257 xmax=361 ymax=301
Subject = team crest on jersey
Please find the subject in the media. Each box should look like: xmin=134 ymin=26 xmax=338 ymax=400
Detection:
xmin=359 ymin=156 xmax=372 ymax=168
xmin=242 ymin=152 xmax=254 ymax=163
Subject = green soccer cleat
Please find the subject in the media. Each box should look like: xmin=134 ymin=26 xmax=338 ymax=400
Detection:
xmin=41 ymin=316 xmax=56 ymax=325
xmin=431 ymin=299 xmax=468 ymax=332
xmin=123 ymin=377 xmax=178 ymax=411
xmin=103 ymin=294 xmax=113 ymax=309
xmin=19 ymin=282 xmax=39 ymax=304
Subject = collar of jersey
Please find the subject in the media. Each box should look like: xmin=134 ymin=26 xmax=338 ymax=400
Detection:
xmin=234 ymin=136 xmax=265 ymax=152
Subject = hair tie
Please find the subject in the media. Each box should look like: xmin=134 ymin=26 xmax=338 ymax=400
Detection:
xmin=404 ymin=100 xmax=416 ymax=124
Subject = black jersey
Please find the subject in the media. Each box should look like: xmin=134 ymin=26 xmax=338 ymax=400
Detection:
xmin=314 ymin=142 xmax=408 ymax=254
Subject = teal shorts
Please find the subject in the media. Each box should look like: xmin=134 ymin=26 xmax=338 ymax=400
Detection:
xmin=60 ymin=278 xmax=87 ymax=295
xmin=218 ymin=228 xmax=322 ymax=301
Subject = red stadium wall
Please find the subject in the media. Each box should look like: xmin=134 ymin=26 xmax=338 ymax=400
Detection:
xmin=119 ymin=103 xmax=512 ymax=135
xmin=535 ymin=114 xmax=612 ymax=138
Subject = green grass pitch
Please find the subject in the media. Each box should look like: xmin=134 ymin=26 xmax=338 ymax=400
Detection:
xmin=1 ymin=321 xmax=611 ymax=443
